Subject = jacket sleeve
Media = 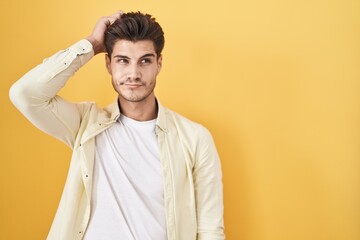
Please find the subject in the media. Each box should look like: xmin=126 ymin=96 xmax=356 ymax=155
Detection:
xmin=9 ymin=39 xmax=94 ymax=149
xmin=194 ymin=126 xmax=225 ymax=239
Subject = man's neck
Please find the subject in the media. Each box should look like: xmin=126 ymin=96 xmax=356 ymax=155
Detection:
xmin=118 ymin=96 xmax=157 ymax=121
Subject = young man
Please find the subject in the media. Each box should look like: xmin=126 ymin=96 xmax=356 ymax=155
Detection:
xmin=10 ymin=11 xmax=224 ymax=240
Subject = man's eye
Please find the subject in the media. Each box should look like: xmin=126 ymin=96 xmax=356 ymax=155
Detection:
xmin=141 ymin=58 xmax=152 ymax=64
xmin=116 ymin=59 xmax=128 ymax=64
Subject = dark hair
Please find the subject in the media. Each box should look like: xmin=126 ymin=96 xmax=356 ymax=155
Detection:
xmin=104 ymin=12 xmax=165 ymax=59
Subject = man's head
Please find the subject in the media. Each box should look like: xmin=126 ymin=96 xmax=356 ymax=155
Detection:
xmin=105 ymin=12 xmax=165 ymax=59
xmin=104 ymin=12 xmax=164 ymax=103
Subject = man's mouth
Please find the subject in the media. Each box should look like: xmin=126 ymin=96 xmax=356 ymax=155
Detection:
xmin=124 ymin=83 xmax=143 ymax=89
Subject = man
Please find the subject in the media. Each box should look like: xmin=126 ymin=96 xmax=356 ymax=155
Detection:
xmin=10 ymin=11 xmax=224 ymax=240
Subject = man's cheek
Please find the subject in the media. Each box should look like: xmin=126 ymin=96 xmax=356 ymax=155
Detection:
xmin=113 ymin=72 xmax=125 ymax=86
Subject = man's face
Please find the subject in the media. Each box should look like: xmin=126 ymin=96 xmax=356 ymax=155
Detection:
xmin=106 ymin=40 xmax=162 ymax=103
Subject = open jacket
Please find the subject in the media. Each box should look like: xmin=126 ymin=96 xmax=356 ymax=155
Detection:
xmin=9 ymin=39 xmax=225 ymax=240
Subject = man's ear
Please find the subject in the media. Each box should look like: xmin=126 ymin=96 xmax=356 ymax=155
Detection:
xmin=157 ymin=55 xmax=163 ymax=74
xmin=105 ymin=54 xmax=112 ymax=74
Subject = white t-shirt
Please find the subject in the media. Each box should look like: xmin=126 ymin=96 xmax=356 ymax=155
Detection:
xmin=84 ymin=115 xmax=167 ymax=240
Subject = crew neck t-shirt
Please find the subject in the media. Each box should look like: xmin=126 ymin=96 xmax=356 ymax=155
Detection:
xmin=84 ymin=114 xmax=167 ymax=240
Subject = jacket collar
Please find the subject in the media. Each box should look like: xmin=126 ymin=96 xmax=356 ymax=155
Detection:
xmin=107 ymin=98 xmax=121 ymax=121
xmin=156 ymin=100 xmax=168 ymax=134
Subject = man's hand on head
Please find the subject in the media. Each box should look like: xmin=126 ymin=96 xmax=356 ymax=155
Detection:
xmin=86 ymin=11 xmax=124 ymax=55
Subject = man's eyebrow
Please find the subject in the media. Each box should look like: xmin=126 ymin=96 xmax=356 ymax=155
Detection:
xmin=113 ymin=53 xmax=156 ymax=59
xmin=140 ymin=53 xmax=156 ymax=58
xmin=113 ymin=55 xmax=130 ymax=59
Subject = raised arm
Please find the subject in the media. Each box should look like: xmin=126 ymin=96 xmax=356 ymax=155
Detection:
xmin=9 ymin=11 xmax=123 ymax=148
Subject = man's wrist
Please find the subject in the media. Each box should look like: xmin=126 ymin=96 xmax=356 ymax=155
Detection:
xmin=86 ymin=36 xmax=104 ymax=55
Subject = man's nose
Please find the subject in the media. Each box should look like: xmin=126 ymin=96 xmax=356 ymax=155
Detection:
xmin=127 ymin=64 xmax=141 ymax=80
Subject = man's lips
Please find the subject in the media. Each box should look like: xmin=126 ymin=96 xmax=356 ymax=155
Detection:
xmin=124 ymin=83 xmax=143 ymax=89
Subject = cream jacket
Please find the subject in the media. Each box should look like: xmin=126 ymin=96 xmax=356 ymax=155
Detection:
xmin=9 ymin=40 xmax=224 ymax=240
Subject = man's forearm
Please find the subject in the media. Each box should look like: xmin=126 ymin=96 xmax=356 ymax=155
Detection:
xmin=10 ymin=39 xmax=94 ymax=106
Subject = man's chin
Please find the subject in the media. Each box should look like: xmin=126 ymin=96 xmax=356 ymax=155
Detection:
xmin=118 ymin=92 xmax=154 ymax=103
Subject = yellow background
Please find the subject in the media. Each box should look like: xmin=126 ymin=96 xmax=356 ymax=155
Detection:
xmin=1 ymin=0 xmax=359 ymax=239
